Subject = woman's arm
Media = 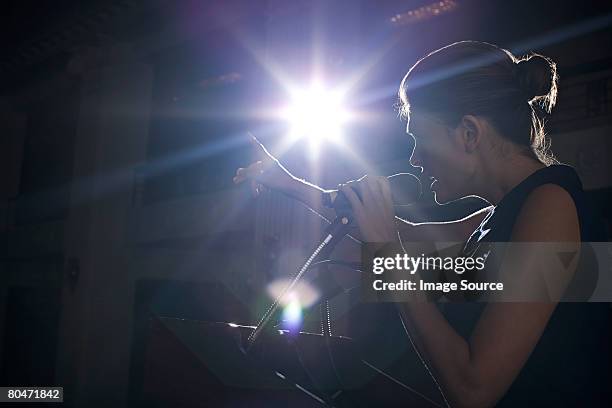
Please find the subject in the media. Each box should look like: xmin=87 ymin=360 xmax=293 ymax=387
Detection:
xmin=396 ymin=184 xmax=580 ymax=407
xmin=285 ymin=181 xmax=493 ymax=246
xmin=286 ymin=175 xmax=339 ymax=220
xmin=235 ymin=135 xmax=492 ymax=234
xmin=233 ymin=135 xmax=339 ymax=219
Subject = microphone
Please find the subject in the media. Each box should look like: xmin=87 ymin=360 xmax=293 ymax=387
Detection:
xmin=324 ymin=173 xmax=422 ymax=215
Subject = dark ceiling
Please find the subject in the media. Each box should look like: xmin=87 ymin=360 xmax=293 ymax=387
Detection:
xmin=0 ymin=0 xmax=611 ymax=91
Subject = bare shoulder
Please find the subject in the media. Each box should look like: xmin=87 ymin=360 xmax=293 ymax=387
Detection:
xmin=512 ymin=183 xmax=580 ymax=242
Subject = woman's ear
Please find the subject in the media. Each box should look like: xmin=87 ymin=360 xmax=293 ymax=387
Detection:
xmin=458 ymin=115 xmax=484 ymax=153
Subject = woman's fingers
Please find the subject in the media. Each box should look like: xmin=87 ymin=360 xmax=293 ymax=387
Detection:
xmin=338 ymin=175 xmax=401 ymax=242
xmin=234 ymin=157 xmax=268 ymax=197
xmin=234 ymin=135 xmax=296 ymax=197
xmin=358 ymin=175 xmax=386 ymax=211
xmin=346 ymin=175 xmax=393 ymax=214
xmin=233 ymin=167 xmax=248 ymax=184
xmin=342 ymin=175 xmax=380 ymax=207
xmin=378 ymin=176 xmax=393 ymax=206
xmin=357 ymin=176 xmax=373 ymax=206
xmin=233 ymin=161 xmax=264 ymax=184
xmin=377 ymin=176 xmax=395 ymax=217
xmin=363 ymin=176 xmax=382 ymax=204
xmin=339 ymin=184 xmax=363 ymax=216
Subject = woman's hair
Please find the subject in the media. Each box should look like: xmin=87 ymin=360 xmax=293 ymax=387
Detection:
xmin=398 ymin=41 xmax=558 ymax=165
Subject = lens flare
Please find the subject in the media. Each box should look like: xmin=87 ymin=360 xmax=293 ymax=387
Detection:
xmin=281 ymin=294 xmax=303 ymax=331
xmin=267 ymin=278 xmax=320 ymax=308
xmin=267 ymin=278 xmax=320 ymax=333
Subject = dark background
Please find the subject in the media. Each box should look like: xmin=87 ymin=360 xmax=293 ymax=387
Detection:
xmin=0 ymin=1 xmax=610 ymax=406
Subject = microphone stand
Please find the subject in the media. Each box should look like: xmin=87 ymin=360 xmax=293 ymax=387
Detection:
xmin=246 ymin=213 xmax=353 ymax=352
xmin=238 ymin=181 xmax=445 ymax=406
xmin=245 ymin=172 xmax=420 ymax=343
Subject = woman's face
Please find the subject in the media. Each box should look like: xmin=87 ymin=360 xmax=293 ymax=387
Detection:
xmin=407 ymin=112 xmax=474 ymax=204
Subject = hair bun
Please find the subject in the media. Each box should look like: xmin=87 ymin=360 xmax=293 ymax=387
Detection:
xmin=515 ymin=53 xmax=558 ymax=112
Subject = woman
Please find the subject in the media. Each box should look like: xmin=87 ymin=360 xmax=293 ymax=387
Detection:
xmin=233 ymin=41 xmax=610 ymax=407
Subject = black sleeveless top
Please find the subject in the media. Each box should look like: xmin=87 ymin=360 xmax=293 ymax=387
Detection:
xmin=443 ymin=165 xmax=611 ymax=406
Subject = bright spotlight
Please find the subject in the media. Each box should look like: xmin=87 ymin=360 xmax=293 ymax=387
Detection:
xmin=282 ymin=83 xmax=350 ymax=154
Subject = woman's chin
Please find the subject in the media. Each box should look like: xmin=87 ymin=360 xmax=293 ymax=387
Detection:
xmin=432 ymin=184 xmax=454 ymax=204
xmin=433 ymin=190 xmax=448 ymax=204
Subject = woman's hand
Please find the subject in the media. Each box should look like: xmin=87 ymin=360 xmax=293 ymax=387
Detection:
xmin=233 ymin=133 xmax=298 ymax=198
xmin=339 ymin=175 xmax=399 ymax=243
